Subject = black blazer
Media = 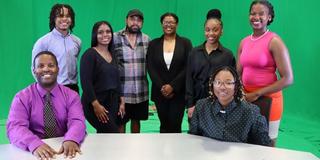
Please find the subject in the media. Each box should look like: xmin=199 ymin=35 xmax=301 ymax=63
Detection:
xmin=147 ymin=35 xmax=192 ymax=103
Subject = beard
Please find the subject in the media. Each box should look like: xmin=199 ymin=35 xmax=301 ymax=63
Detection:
xmin=126 ymin=25 xmax=141 ymax=33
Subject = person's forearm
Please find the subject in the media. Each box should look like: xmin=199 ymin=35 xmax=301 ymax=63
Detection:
xmin=254 ymin=77 xmax=293 ymax=96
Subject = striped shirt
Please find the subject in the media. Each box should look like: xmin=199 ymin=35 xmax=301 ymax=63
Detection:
xmin=113 ymin=29 xmax=150 ymax=103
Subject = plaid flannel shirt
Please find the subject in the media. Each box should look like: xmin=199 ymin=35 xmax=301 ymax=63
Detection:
xmin=113 ymin=29 xmax=150 ymax=104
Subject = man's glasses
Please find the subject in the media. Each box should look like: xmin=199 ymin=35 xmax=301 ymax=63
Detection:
xmin=213 ymin=80 xmax=235 ymax=88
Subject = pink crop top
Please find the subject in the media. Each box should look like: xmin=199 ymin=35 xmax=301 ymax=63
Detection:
xmin=240 ymin=31 xmax=278 ymax=87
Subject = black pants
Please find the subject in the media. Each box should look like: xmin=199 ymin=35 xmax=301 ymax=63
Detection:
xmin=155 ymin=96 xmax=185 ymax=133
xmin=83 ymin=90 xmax=120 ymax=133
xmin=64 ymin=84 xmax=79 ymax=93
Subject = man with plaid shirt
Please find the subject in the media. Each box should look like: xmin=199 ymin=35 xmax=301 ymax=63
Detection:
xmin=113 ymin=9 xmax=150 ymax=133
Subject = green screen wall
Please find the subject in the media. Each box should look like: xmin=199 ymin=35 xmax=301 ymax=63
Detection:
xmin=1 ymin=0 xmax=319 ymax=124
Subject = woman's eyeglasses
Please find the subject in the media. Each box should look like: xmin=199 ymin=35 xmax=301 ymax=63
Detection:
xmin=213 ymin=80 xmax=235 ymax=88
xmin=162 ymin=21 xmax=176 ymax=26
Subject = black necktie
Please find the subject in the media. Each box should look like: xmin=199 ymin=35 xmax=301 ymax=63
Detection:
xmin=43 ymin=93 xmax=58 ymax=138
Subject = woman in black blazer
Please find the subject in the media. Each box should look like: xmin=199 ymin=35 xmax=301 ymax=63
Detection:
xmin=147 ymin=12 xmax=192 ymax=133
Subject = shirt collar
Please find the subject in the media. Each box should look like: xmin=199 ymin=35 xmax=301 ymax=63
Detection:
xmin=52 ymin=28 xmax=71 ymax=37
xmin=160 ymin=34 xmax=179 ymax=40
xmin=119 ymin=29 xmax=126 ymax=36
xmin=118 ymin=28 xmax=143 ymax=47
xmin=212 ymin=99 xmax=237 ymax=115
xmin=197 ymin=41 xmax=224 ymax=52
xmin=36 ymin=83 xmax=59 ymax=98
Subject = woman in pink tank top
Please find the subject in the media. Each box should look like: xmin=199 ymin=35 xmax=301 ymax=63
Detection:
xmin=237 ymin=0 xmax=293 ymax=147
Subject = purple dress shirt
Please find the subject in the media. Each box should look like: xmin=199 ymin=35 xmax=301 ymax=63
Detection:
xmin=6 ymin=83 xmax=86 ymax=152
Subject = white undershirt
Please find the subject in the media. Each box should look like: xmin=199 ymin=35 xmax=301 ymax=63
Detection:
xmin=163 ymin=51 xmax=174 ymax=69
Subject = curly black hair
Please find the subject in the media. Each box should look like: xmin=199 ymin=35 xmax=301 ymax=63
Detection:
xmin=49 ymin=4 xmax=75 ymax=31
xmin=205 ymin=8 xmax=223 ymax=28
xmin=250 ymin=0 xmax=275 ymax=26
xmin=208 ymin=66 xmax=244 ymax=104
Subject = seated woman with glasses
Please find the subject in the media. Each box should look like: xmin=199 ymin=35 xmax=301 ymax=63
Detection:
xmin=189 ymin=66 xmax=271 ymax=146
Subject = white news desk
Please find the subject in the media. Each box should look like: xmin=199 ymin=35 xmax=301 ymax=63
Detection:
xmin=0 ymin=134 xmax=318 ymax=160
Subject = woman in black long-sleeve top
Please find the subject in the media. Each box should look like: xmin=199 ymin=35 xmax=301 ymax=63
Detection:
xmin=147 ymin=13 xmax=192 ymax=133
xmin=80 ymin=21 xmax=124 ymax=133
xmin=186 ymin=9 xmax=235 ymax=119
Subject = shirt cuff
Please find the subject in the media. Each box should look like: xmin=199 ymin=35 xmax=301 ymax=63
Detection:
xmin=28 ymin=140 xmax=45 ymax=153
xmin=64 ymin=132 xmax=86 ymax=145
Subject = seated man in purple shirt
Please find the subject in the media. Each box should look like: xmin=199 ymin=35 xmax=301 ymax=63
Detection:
xmin=6 ymin=51 xmax=86 ymax=160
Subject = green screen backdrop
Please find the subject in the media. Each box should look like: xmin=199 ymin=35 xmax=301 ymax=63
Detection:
xmin=1 ymin=0 xmax=319 ymax=125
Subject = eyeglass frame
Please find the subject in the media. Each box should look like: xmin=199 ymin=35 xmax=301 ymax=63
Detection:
xmin=213 ymin=80 xmax=235 ymax=88
xmin=162 ymin=21 xmax=177 ymax=26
